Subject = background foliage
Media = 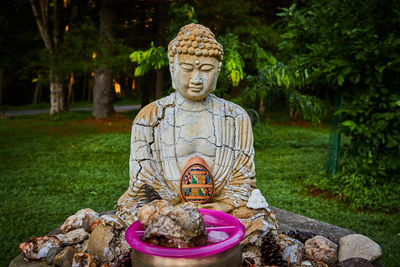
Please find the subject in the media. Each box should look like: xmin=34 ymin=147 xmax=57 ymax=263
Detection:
xmin=278 ymin=0 xmax=400 ymax=211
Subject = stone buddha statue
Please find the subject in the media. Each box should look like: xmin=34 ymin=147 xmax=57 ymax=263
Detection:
xmin=116 ymin=23 xmax=278 ymax=264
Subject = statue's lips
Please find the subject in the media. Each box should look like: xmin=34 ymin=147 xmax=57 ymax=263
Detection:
xmin=188 ymin=86 xmax=202 ymax=92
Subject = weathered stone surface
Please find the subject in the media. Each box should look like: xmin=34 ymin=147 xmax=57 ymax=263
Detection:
xmin=46 ymin=246 xmax=63 ymax=264
xmin=304 ymin=235 xmax=338 ymax=264
xmin=99 ymin=214 xmax=126 ymax=231
xmin=137 ymin=200 xmax=173 ymax=228
xmin=18 ymin=236 xmax=61 ymax=260
xmin=339 ymin=258 xmax=374 ymax=267
xmin=271 ymin=206 xmax=354 ymax=244
xmin=89 ymin=220 xmax=102 ymax=233
xmin=115 ymin=24 xmax=279 ymax=266
xmin=53 ymin=246 xmax=77 ymax=267
xmin=87 ymin=224 xmax=115 ymax=262
xmin=277 ymin=233 xmax=303 ymax=248
xmin=277 ymin=234 xmax=303 ymax=264
xmin=60 ymin=208 xmax=99 ymax=234
xmin=57 ymin=228 xmax=89 ymax=246
xmin=338 ymin=234 xmax=382 ymax=262
xmin=282 ymin=244 xmax=303 ymax=264
xmin=71 ymin=252 xmax=96 ymax=267
xmin=108 ymin=24 xmax=278 ymax=267
xmin=247 ymin=189 xmax=269 ymax=210
xmin=73 ymin=239 xmax=89 ymax=253
xmin=8 ymin=255 xmax=48 ymax=267
xmin=141 ymin=203 xmax=207 ymax=248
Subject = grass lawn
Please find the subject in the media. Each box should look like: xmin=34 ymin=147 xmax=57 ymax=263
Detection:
xmin=0 ymin=111 xmax=399 ymax=266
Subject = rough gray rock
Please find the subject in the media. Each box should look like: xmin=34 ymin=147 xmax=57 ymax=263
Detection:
xmin=53 ymin=246 xmax=77 ymax=267
xmin=282 ymin=244 xmax=303 ymax=264
xmin=277 ymin=234 xmax=303 ymax=264
xmin=46 ymin=246 xmax=63 ymax=264
xmin=57 ymin=228 xmax=89 ymax=246
xmin=339 ymin=234 xmax=382 ymax=262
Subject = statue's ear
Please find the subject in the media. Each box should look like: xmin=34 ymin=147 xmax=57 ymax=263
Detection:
xmin=169 ymin=60 xmax=177 ymax=89
xmin=218 ymin=61 xmax=222 ymax=73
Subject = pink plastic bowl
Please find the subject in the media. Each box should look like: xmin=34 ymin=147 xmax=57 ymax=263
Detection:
xmin=125 ymin=208 xmax=245 ymax=258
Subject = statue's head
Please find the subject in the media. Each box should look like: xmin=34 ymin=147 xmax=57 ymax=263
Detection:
xmin=168 ymin=24 xmax=223 ymax=101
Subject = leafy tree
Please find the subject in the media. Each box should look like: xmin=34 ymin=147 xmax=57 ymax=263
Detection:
xmin=30 ymin=0 xmax=77 ymax=114
xmin=130 ymin=42 xmax=168 ymax=106
xmin=279 ymin=0 xmax=400 ymax=210
xmin=130 ymin=42 xmax=168 ymax=77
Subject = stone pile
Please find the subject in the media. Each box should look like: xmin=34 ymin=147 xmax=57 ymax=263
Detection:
xmin=12 ymin=208 xmax=383 ymax=267
xmin=255 ymin=231 xmax=383 ymax=267
xmin=15 ymin=208 xmax=132 ymax=267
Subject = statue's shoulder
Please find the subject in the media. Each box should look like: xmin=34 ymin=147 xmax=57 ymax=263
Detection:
xmin=209 ymin=94 xmax=249 ymax=119
xmin=134 ymin=93 xmax=175 ymax=126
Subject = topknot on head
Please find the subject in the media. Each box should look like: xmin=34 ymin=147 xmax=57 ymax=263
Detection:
xmin=168 ymin=24 xmax=223 ymax=62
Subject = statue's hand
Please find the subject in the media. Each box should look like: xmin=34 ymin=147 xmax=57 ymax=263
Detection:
xmin=197 ymin=202 xmax=234 ymax=214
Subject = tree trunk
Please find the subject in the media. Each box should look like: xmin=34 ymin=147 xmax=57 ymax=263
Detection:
xmin=257 ymin=98 xmax=265 ymax=115
xmin=82 ymin=75 xmax=87 ymax=101
xmin=30 ymin=0 xmax=72 ymax=115
xmin=155 ymin=68 xmax=163 ymax=100
xmin=0 ymin=68 xmax=3 ymax=107
xmin=66 ymin=73 xmax=74 ymax=111
xmin=33 ymin=80 xmax=42 ymax=104
xmin=92 ymin=0 xmax=116 ymax=118
xmin=88 ymin=78 xmax=93 ymax=102
xmin=49 ymin=69 xmax=65 ymax=115
xmin=289 ymin=107 xmax=298 ymax=120
xmin=93 ymin=68 xmax=115 ymax=118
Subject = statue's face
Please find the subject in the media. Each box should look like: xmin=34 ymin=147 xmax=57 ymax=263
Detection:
xmin=171 ymin=54 xmax=221 ymax=101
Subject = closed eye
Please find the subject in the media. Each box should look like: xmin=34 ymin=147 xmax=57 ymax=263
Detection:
xmin=179 ymin=63 xmax=193 ymax=71
xmin=200 ymin=64 xmax=214 ymax=71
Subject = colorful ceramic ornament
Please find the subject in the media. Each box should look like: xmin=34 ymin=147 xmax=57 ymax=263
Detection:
xmin=179 ymin=157 xmax=215 ymax=204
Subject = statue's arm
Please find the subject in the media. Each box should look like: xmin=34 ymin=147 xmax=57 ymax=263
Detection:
xmin=116 ymin=104 xmax=166 ymax=223
xmin=200 ymin=113 xmax=257 ymax=214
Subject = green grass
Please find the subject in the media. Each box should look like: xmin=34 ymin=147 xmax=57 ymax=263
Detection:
xmin=0 ymin=112 xmax=399 ymax=266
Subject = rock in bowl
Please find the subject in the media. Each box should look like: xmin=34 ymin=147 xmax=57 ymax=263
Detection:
xmin=125 ymin=208 xmax=245 ymax=267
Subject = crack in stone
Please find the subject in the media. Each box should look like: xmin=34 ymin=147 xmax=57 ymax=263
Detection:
xmin=176 ymin=135 xmax=214 ymax=144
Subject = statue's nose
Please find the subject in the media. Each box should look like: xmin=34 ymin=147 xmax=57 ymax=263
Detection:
xmin=191 ymin=71 xmax=202 ymax=84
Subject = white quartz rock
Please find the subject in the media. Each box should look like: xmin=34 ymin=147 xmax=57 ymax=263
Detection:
xmin=18 ymin=236 xmax=61 ymax=260
xmin=208 ymin=231 xmax=229 ymax=243
xmin=57 ymin=228 xmax=89 ymax=246
xmin=246 ymin=189 xmax=269 ymax=209
xmin=60 ymin=208 xmax=99 ymax=234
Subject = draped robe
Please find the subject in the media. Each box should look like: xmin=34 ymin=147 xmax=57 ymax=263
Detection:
xmin=116 ymin=92 xmax=278 ymax=252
